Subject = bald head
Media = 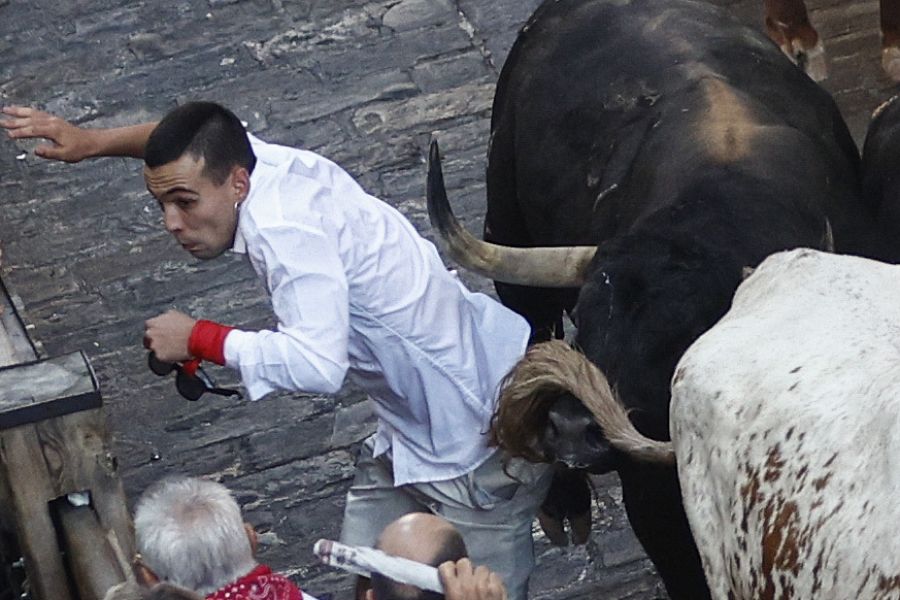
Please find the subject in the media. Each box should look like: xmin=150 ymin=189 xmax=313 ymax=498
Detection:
xmin=370 ymin=513 xmax=467 ymax=600
xmin=377 ymin=513 xmax=465 ymax=563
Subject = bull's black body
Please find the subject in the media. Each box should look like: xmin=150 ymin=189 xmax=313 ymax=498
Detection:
xmin=862 ymin=95 xmax=900 ymax=262
xmin=483 ymin=0 xmax=883 ymax=597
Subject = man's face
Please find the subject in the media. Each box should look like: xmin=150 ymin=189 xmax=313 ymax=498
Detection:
xmin=144 ymin=154 xmax=246 ymax=260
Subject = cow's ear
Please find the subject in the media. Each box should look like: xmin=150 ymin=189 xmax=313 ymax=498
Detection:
xmin=741 ymin=266 xmax=755 ymax=280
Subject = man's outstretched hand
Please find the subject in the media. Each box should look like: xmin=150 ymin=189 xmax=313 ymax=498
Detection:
xmin=1 ymin=106 xmax=96 ymax=162
xmin=439 ymin=559 xmax=507 ymax=600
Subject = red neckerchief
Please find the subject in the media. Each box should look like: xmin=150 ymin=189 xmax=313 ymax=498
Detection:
xmin=205 ymin=565 xmax=302 ymax=600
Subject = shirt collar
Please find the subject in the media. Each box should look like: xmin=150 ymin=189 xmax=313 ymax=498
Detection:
xmin=232 ymin=217 xmax=247 ymax=255
xmin=231 ymin=166 xmax=265 ymax=255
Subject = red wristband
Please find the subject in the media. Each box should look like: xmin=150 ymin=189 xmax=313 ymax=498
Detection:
xmin=188 ymin=320 xmax=234 ymax=366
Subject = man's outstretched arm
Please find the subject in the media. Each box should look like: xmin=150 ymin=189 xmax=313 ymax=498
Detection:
xmin=1 ymin=106 xmax=156 ymax=162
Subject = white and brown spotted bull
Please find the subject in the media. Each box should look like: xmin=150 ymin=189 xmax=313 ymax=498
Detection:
xmin=502 ymin=247 xmax=900 ymax=598
xmin=670 ymin=248 xmax=900 ymax=598
xmin=427 ymin=0 xmax=893 ymax=597
xmin=764 ymin=0 xmax=900 ymax=81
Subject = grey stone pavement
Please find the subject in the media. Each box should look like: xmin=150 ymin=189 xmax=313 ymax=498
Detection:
xmin=0 ymin=0 xmax=895 ymax=598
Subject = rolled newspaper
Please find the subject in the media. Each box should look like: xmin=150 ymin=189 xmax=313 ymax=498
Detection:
xmin=313 ymin=539 xmax=443 ymax=593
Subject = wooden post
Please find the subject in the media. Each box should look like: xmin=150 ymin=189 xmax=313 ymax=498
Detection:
xmin=57 ymin=502 xmax=129 ymax=600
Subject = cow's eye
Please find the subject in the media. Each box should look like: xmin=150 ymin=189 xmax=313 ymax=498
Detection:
xmin=547 ymin=419 xmax=560 ymax=440
xmin=585 ymin=423 xmax=606 ymax=448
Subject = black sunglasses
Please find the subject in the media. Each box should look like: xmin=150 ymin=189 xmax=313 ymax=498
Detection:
xmin=147 ymin=352 xmax=243 ymax=401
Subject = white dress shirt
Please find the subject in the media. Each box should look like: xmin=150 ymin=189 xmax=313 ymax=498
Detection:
xmin=223 ymin=134 xmax=531 ymax=485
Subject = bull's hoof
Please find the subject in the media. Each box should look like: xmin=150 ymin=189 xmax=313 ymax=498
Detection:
xmin=766 ymin=17 xmax=827 ymax=82
xmin=569 ymin=510 xmax=592 ymax=545
xmin=882 ymin=46 xmax=900 ymax=83
xmin=791 ymin=38 xmax=828 ymax=82
xmin=538 ymin=510 xmax=569 ymax=546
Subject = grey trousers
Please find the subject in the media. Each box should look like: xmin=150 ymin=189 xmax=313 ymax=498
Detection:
xmin=340 ymin=435 xmax=552 ymax=600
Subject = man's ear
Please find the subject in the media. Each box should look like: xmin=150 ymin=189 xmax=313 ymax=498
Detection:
xmin=365 ymin=589 xmax=376 ymax=600
xmin=244 ymin=522 xmax=258 ymax=557
xmin=134 ymin=562 xmax=160 ymax=588
xmin=231 ymin=166 xmax=250 ymax=201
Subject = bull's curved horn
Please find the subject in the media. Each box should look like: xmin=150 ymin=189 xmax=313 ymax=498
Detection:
xmin=427 ymin=140 xmax=597 ymax=287
xmin=823 ymin=218 xmax=834 ymax=252
xmin=494 ymin=340 xmax=675 ymax=465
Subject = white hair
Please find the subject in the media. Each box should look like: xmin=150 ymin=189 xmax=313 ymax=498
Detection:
xmin=134 ymin=476 xmax=257 ymax=595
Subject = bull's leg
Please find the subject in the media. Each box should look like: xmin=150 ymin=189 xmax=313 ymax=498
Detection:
xmin=763 ymin=0 xmax=828 ymax=80
xmin=881 ymin=0 xmax=900 ymax=81
xmin=564 ymin=468 xmax=592 ymax=545
xmin=619 ymin=464 xmax=711 ymax=600
xmin=537 ymin=466 xmax=593 ymax=546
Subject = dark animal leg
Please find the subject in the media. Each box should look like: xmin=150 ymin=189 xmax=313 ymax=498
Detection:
xmin=537 ymin=508 xmax=568 ymax=547
xmin=763 ymin=0 xmax=827 ymax=80
xmin=882 ymin=0 xmax=900 ymax=81
xmin=619 ymin=465 xmax=711 ymax=600
xmin=538 ymin=466 xmax=593 ymax=546
xmin=566 ymin=469 xmax=593 ymax=545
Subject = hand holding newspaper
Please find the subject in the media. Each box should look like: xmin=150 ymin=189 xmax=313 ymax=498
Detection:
xmin=313 ymin=539 xmax=443 ymax=593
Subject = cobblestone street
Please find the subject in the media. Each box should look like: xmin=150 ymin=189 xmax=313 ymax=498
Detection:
xmin=0 ymin=0 xmax=895 ymax=598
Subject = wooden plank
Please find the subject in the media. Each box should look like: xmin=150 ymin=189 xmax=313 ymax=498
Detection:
xmin=0 ymin=278 xmax=37 ymax=368
xmin=0 ymin=351 xmax=101 ymax=430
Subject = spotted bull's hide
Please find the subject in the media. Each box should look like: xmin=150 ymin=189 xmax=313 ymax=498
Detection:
xmin=671 ymin=248 xmax=900 ymax=599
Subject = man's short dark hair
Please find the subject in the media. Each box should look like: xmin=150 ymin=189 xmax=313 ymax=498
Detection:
xmin=144 ymin=101 xmax=256 ymax=184
xmin=370 ymin=529 xmax=468 ymax=600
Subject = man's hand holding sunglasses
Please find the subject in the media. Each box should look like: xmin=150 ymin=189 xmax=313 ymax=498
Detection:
xmin=144 ymin=309 xmax=234 ymax=366
xmin=144 ymin=310 xmax=241 ymax=400
xmin=143 ymin=309 xmax=196 ymax=363
xmin=144 ymin=309 xmax=242 ymax=401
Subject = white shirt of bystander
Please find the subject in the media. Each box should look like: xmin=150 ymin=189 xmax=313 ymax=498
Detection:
xmin=223 ymin=135 xmax=530 ymax=485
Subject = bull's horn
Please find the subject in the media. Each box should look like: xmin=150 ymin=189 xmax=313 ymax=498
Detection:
xmin=495 ymin=340 xmax=675 ymax=465
xmin=823 ymin=218 xmax=834 ymax=252
xmin=427 ymin=140 xmax=597 ymax=287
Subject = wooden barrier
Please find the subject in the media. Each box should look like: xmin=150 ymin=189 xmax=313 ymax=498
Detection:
xmin=0 ymin=276 xmax=134 ymax=600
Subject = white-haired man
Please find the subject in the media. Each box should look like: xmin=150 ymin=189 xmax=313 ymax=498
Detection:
xmin=132 ymin=476 xmax=302 ymax=600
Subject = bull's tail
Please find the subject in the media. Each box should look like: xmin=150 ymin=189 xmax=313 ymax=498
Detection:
xmin=492 ymin=340 xmax=675 ymax=465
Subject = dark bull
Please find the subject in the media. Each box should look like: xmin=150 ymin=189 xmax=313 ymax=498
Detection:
xmin=426 ymin=0 xmax=892 ymax=597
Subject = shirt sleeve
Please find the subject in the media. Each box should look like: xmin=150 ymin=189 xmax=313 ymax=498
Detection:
xmin=223 ymin=220 xmax=351 ymax=400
